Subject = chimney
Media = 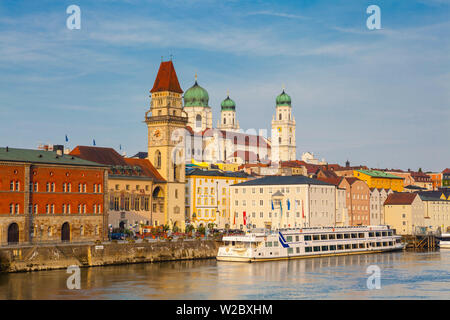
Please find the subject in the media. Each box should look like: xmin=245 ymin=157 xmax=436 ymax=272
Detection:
xmin=6 ymin=146 xmax=8 ymax=152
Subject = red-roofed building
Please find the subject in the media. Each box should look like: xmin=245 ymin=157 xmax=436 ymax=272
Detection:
xmin=384 ymin=193 xmax=425 ymax=235
xmin=69 ymin=146 xmax=168 ymax=231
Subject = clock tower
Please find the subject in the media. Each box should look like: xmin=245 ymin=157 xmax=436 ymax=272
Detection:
xmin=271 ymin=89 xmax=296 ymax=162
xmin=145 ymin=60 xmax=188 ymax=230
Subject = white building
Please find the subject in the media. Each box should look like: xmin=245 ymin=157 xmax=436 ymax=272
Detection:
xmin=230 ymin=175 xmax=339 ymax=230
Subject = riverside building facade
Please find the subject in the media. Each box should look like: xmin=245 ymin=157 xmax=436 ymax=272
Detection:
xmin=230 ymin=175 xmax=343 ymax=230
xmin=0 ymin=147 xmax=108 ymax=245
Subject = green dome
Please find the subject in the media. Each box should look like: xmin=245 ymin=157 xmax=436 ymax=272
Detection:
xmin=276 ymin=90 xmax=291 ymax=106
xmin=221 ymin=95 xmax=236 ymax=111
xmin=183 ymin=81 xmax=209 ymax=108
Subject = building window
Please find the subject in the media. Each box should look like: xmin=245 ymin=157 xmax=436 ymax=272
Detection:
xmin=155 ymin=150 xmax=162 ymax=169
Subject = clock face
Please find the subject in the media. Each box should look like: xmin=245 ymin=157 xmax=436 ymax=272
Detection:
xmin=152 ymin=129 xmax=163 ymax=141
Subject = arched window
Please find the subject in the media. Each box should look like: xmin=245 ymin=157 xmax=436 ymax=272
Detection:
xmin=196 ymin=114 xmax=202 ymax=128
xmin=61 ymin=222 xmax=70 ymax=242
xmin=7 ymin=223 xmax=19 ymax=244
xmin=155 ymin=150 xmax=161 ymax=169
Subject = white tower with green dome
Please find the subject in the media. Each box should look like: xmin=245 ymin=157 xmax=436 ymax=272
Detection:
xmin=271 ymin=88 xmax=296 ymax=162
xmin=183 ymin=75 xmax=213 ymax=132
xmin=217 ymin=92 xmax=240 ymax=131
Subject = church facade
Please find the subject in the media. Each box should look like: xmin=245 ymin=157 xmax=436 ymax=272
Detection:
xmin=181 ymin=71 xmax=297 ymax=165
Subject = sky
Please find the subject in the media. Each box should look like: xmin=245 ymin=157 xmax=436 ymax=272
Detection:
xmin=0 ymin=0 xmax=448 ymax=172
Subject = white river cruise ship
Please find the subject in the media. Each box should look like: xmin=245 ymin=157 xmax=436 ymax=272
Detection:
xmin=217 ymin=225 xmax=405 ymax=262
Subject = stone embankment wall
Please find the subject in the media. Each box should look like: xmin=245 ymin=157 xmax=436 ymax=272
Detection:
xmin=0 ymin=240 xmax=221 ymax=273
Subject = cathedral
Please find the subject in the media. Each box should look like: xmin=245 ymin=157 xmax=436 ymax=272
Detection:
xmin=146 ymin=59 xmax=297 ymax=174
xmin=180 ymin=66 xmax=297 ymax=165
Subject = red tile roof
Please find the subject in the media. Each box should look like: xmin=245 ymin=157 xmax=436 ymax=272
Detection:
xmin=384 ymin=193 xmax=418 ymax=205
xmin=124 ymin=158 xmax=165 ymax=182
xmin=70 ymin=146 xmax=127 ymax=166
xmin=150 ymin=61 xmax=183 ymax=94
xmin=316 ymin=176 xmax=343 ymax=186
xmin=443 ymin=168 xmax=450 ymax=174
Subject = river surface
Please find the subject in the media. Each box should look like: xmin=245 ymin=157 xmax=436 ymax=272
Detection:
xmin=1 ymin=250 xmax=449 ymax=300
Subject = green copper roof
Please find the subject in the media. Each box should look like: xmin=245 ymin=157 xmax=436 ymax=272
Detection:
xmin=276 ymin=90 xmax=291 ymax=106
xmin=221 ymin=96 xmax=236 ymax=111
xmin=183 ymin=81 xmax=209 ymax=108
xmin=356 ymin=170 xmax=404 ymax=179
xmin=0 ymin=147 xmax=107 ymax=167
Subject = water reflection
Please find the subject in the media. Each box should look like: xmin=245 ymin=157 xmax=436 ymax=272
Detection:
xmin=0 ymin=250 xmax=449 ymax=300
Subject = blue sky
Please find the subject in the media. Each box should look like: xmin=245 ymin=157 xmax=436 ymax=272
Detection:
xmin=0 ymin=0 xmax=448 ymax=172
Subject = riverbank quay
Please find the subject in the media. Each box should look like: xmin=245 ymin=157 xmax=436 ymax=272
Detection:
xmin=402 ymin=234 xmax=438 ymax=249
xmin=0 ymin=238 xmax=221 ymax=273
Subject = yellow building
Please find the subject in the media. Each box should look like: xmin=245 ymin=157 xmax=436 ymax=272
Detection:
xmin=354 ymin=169 xmax=404 ymax=192
xmin=215 ymin=163 xmax=241 ymax=172
xmin=185 ymin=168 xmax=251 ymax=229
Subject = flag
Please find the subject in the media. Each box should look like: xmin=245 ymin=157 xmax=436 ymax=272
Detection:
xmin=65 ymin=134 xmax=69 ymax=142
xmin=93 ymin=139 xmax=96 ymax=146
xmin=233 ymin=212 xmax=236 ymax=225
xmin=280 ymin=201 xmax=282 ymax=217
xmin=119 ymin=144 xmax=122 ymax=150
xmin=243 ymin=211 xmax=246 ymax=225
xmin=302 ymin=200 xmax=305 ymax=219
xmin=271 ymin=200 xmax=274 ymax=210
xmin=287 ymin=199 xmax=290 ymax=211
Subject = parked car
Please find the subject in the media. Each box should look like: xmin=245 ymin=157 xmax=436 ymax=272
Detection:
xmin=111 ymin=233 xmax=125 ymax=240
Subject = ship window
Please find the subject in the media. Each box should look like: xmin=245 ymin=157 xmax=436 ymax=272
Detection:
xmin=377 ymin=242 xmax=382 ymax=247
xmin=286 ymin=236 xmax=293 ymax=242
xmin=369 ymin=232 xmax=375 ymax=237
xmin=304 ymin=235 xmax=312 ymax=241
xmin=288 ymin=248 xmax=293 ymax=254
xmin=376 ymin=232 xmax=381 ymax=237
xmin=337 ymin=245 xmax=344 ymax=250
xmin=336 ymin=234 xmax=343 ymax=239
xmin=344 ymin=234 xmax=350 ymax=239
xmin=351 ymin=233 xmax=357 ymax=239
xmin=313 ymin=235 xmax=320 ymax=241
xmin=383 ymin=242 xmax=388 ymax=246
xmin=388 ymin=231 xmax=392 ymax=236
xmin=352 ymin=244 xmax=358 ymax=249
xmin=265 ymin=242 xmax=272 ymax=247
xmin=296 ymin=247 xmax=300 ymax=253
xmin=305 ymin=247 xmax=312 ymax=253
xmin=330 ymin=245 xmax=336 ymax=250
xmin=389 ymin=241 xmax=393 ymax=246
xmin=313 ymin=246 xmax=320 ymax=252
xmin=358 ymin=233 xmax=365 ymax=238
xmin=273 ymin=241 xmax=279 ymax=247
xmin=345 ymin=244 xmax=351 ymax=250
xmin=382 ymin=232 xmax=387 ymax=236
xmin=329 ymin=234 xmax=336 ymax=240
xmin=321 ymin=234 xmax=328 ymax=240
xmin=321 ymin=246 xmax=329 ymax=251
xmin=295 ymin=236 xmax=299 ymax=241
xmin=359 ymin=243 xmax=365 ymax=249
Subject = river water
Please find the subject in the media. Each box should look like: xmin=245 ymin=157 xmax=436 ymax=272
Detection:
xmin=1 ymin=250 xmax=449 ymax=300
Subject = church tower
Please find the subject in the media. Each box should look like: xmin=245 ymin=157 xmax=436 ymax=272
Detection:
xmin=145 ymin=60 xmax=188 ymax=230
xmin=217 ymin=93 xmax=240 ymax=131
xmin=271 ymin=89 xmax=296 ymax=162
xmin=183 ymin=75 xmax=212 ymax=132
